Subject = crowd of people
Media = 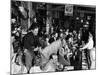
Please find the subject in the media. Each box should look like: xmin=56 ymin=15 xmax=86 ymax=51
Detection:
xmin=11 ymin=1 xmax=96 ymax=74
xmin=11 ymin=20 xmax=96 ymax=74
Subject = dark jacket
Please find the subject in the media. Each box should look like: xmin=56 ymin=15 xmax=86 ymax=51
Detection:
xmin=23 ymin=32 xmax=40 ymax=51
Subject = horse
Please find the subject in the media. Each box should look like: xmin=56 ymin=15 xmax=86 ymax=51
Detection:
xmin=38 ymin=38 xmax=67 ymax=69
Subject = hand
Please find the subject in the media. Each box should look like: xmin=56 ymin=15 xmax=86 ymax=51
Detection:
xmin=80 ymin=45 xmax=83 ymax=48
xmin=34 ymin=47 xmax=39 ymax=51
xmin=80 ymin=48 xmax=83 ymax=51
xmin=24 ymin=49 xmax=28 ymax=53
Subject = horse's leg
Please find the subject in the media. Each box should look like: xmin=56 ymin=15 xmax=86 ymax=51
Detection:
xmin=39 ymin=52 xmax=49 ymax=71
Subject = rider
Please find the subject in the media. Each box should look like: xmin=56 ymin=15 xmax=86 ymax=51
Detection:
xmin=23 ymin=23 xmax=41 ymax=73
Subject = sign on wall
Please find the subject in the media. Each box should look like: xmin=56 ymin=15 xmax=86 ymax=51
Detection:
xmin=65 ymin=4 xmax=73 ymax=16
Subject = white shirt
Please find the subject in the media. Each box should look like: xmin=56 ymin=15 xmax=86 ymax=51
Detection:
xmin=11 ymin=62 xmax=27 ymax=74
xmin=30 ymin=66 xmax=43 ymax=73
xmin=81 ymin=37 xmax=94 ymax=50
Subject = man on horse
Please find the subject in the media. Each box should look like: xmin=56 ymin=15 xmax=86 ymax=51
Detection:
xmin=23 ymin=23 xmax=41 ymax=73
